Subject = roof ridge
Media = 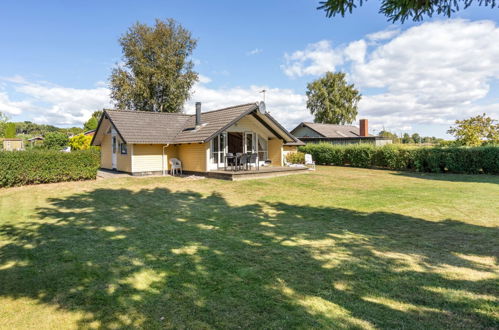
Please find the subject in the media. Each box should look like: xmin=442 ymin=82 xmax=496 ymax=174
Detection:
xmin=200 ymin=102 xmax=257 ymax=114
xmin=106 ymin=109 xmax=190 ymax=116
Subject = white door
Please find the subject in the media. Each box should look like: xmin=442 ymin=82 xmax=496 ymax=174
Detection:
xmin=244 ymin=132 xmax=255 ymax=153
xmin=209 ymin=133 xmax=227 ymax=170
xmin=111 ymin=129 xmax=117 ymax=169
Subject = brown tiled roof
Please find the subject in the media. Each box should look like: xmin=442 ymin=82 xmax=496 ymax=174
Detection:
xmin=293 ymin=122 xmax=372 ymax=138
xmin=284 ymin=139 xmax=306 ymax=146
xmin=100 ymin=103 xmax=269 ymax=144
xmin=105 ymin=110 xmax=191 ymax=144
xmin=173 ymin=103 xmax=258 ymax=143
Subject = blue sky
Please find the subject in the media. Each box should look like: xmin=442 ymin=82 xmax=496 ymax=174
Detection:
xmin=1 ymin=0 xmax=499 ymax=137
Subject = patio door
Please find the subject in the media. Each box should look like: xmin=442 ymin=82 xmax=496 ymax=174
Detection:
xmin=244 ymin=132 xmax=256 ymax=153
xmin=210 ymin=133 xmax=227 ymax=170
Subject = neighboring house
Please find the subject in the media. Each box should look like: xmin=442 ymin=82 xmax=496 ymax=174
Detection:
xmin=291 ymin=119 xmax=392 ymax=146
xmin=83 ymin=130 xmax=96 ymax=137
xmin=2 ymin=138 xmax=25 ymax=151
xmin=91 ymin=102 xmax=304 ymax=175
xmin=27 ymin=136 xmax=44 ymax=147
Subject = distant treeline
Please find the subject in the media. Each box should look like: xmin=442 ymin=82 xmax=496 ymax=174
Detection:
xmin=13 ymin=121 xmax=83 ymax=137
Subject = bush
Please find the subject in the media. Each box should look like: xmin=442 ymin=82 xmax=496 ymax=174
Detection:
xmin=286 ymin=152 xmax=305 ymax=164
xmin=43 ymin=132 xmax=69 ymax=150
xmin=298 ymin=143 xmax=499 ymax=174
xmin=0 ymin=149 xmax=100 ymax=187
xmin=69 ymin=134 xmax=93 ymax=150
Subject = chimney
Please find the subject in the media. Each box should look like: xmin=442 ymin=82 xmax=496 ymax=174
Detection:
xmin=359 ymin=119 xmax=368 ymax=137
xmin=195 ymin=102 xmax=202 ymax=127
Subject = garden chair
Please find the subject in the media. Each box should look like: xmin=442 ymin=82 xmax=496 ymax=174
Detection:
xmin=304 ymin=154 xmax=316 ymax=170
xmin=169 ymin=158 xmax=183 ymax=176
xmin=247 ymin=153 xmax=259 ymax=171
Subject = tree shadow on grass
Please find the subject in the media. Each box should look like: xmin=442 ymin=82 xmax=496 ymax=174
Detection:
xmin=0 ymin=188 xmax=498 ymax=328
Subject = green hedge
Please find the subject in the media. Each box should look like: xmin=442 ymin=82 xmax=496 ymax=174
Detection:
xmin=299 ymin=144 xmax=499 ymax=174
xmin=0 ymin=149 xmax=100 ymax=187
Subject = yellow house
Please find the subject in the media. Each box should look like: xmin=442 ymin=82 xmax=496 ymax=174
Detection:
xmin=2 ymin=138 xmax=24 ymax=151
xmin=91 ymin=102 xmax=304 ymax=176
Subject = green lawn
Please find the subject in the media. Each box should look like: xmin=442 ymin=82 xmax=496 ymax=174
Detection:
xmin=0 ymin=166 xmax=498 ymax=329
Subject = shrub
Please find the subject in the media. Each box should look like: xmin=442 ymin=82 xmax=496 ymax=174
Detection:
xmin=286 ymin=152 xmax=305 ymax=164
xmin=43 ymin=132 xmax=69 ymax=150
xmin=0 ymin=149 xmax=100 ymax=187
xmin=69 ymin=134 xmax=93 ymax=150
xmin=298 ymin=143 xmax=499 ymax=174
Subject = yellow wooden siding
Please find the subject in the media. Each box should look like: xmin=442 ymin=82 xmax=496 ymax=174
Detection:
xmin=226 ymin=115 xmax=273 ymax=139
xmin=116 ymin=140 xmax=132 ymax=173
xmin=133 ymin=144 xmax=164 ymax=172
xmin=177 ymin=143 xmax=208 ymax=172
xmin=283 ymin=145 xmax=298 ymax=152
xmin=268 ymin=139 xmax=283 ymax=166
xmin=100 ymin=134 xmax=112 ymax=169
xmin=2 ymin=140 xmax=24 ymax=151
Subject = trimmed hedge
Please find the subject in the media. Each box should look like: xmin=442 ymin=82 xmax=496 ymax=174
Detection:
xmin=299 ymin=144 xmax=499 ymax=174
xmin=0 ymin=149 xmax=100 ymax=187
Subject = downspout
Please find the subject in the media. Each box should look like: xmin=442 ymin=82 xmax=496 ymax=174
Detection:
xmin=162 ymin=144 xmax=170 ymax=176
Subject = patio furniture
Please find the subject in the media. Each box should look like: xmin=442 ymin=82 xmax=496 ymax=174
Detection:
xmin=304 ymin=154 xmax=316 ymax=170
xmin=234 ymin=153 xmax=243 ymax=171
xmin=169 ymin=158 xmax=183 ymax=176
xmin=247 ymin=153 xmax=259 ymax=170
xmin=239 ymin=154 xmax=249 ymax=171
xmin=225 ymin=153 xmax=236 ymax=171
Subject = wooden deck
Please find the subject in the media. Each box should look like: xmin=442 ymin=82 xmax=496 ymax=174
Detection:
xmin=206 ymin=166 xmax=310 ymax=181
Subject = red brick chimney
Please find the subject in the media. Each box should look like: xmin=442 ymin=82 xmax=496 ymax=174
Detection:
xmin=359 ymin=119 xmax=368 ymax=137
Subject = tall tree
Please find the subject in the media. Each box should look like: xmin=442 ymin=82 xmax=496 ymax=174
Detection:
xmin=110 ymin=19 xmax=198 ymax=112
xmin=83 ymin=110 xmax=103 ymax=131
xmin=4 ymin=123 xmax=16 ymax=138
xmin=0 ymin=111 xmax=8 ymax=137
xmin=306 ymin=72 xmax=361 ymax=125
xmin=447 ymin=113 xmax=499 ymax=146
xmin=402 ymin=133 xmax=412 ymax=144
xmin=318 ymin=0 xmax=497 ymax=23
xmin=411 ymin=133 xmax=421 ymax=144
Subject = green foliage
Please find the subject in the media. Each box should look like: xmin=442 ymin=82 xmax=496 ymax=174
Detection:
xmin=0 ymin=112 xmax=8 ymax=137
xmin=83 ymin=110 xmax=103 ymax=131
xmin=299 ymin=143 xmax=499 ymax=174
xmin=306 ymin=72 xmax=361 ymax=125
xmin=285 ymin=152 xmax=305 ymax=164
xmin=0 ymin=149 xmax=100 ymax=187
xmin=4 ymin=122 xmax=16 ymax=138
xmin=15 ymin=121 xmax=61 ymax=136
xmin=69 ymin=134 xmax=93 ymax=150
xmin=317 ymin=0 xmax=497 ymax=23
xmin=378 ymin=130 xmax=400 ymax=143
xmin=411 ymin=133 xmax=421 ymax=144
xmin=447 ymin=113 xmax=499 ymax=146
xmin=110 ymin=18 xmax=198 ymax=112
xmin=43 ymin=132 xmax=69 ymax=150
xmin=84 ymin=117 xmax=98 ymax=132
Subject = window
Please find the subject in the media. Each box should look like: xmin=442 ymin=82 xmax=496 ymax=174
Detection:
xmin=120 ymin=143 xmax=127 ymax=155
xmin=258 ymin=135 xmax=268 ymax=161
xmin=112 ymin=136 xmax=117 ymax=153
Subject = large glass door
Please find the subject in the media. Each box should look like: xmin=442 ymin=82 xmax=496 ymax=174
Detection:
xmin=244 ymin=132 xmax=256 ymax=153
xmin=210 ymin=133 xmax=227 ymax=169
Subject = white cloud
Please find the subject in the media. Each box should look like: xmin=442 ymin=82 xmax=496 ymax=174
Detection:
xmin=281 ymin=19 xmax=499 ymax=132
xmin=246 ymin=48 xmax=263 ymax=56
xmin=198 ymin=74 xmax=212 ymax=84
xmin=0 ymin=91 xmax=31 ymax=115
xmin=366 ymin=28 xmax=400 ymax=42
xmin=185 ymin=81 xmax=308 ymax=130
xmin=344 ymin=40 xmax=366 ymax=63
xmin=282 ymin=40 xmax=344 ymax=78
xmin=2 ymin=77 xmax=112 ymax=125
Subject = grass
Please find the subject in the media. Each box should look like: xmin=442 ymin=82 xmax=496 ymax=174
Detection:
xmin=0 ymin=166 xmax=498 ymax=329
